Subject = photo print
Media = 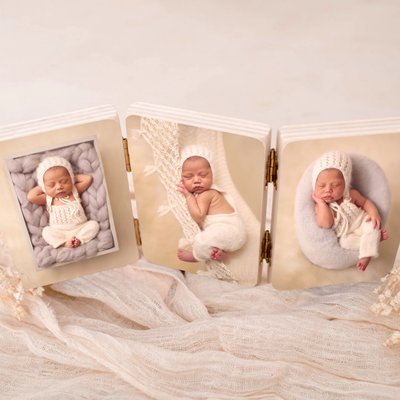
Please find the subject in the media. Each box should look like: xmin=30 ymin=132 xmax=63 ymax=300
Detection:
xmin=6 ymin=139 xmax=116 ymax=269
xmin=295 ymin=151 xmax=390 ymax=271
xmin=127 ymin=116 xmax=266 ymax=285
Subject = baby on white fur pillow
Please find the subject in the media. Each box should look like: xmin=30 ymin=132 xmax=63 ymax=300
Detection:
xmin=295 ymin=152 xmax=390 ymax=270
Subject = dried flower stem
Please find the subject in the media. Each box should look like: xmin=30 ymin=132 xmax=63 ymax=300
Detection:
xmin=371 ymin=265 xmax=400 ymax=347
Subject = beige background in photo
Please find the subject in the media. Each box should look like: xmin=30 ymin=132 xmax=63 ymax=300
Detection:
xmin=270 ymin=132 xmax=400 ymax=289
xmin=223 ymin=133 xmax=267 ymax=219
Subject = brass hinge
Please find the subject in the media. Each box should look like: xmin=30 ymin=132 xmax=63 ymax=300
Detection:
xmin=134 ymin=218 xmax=142 ymax=246
xmin=123 ymin=138 xmax=132 ymax=172
xmin=265 ymin=148 xmax=278 ymax=189
xmin=260 ymin=230 xmax=272 ymax=264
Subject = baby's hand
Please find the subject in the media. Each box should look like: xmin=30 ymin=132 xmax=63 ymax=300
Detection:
xmin=312 ymin=191 xmax=325 ymax=204
xmin=366 ymin=214 xmax=381 ymax=230
xmin=177 ymin=181 xmax=191 ymax=197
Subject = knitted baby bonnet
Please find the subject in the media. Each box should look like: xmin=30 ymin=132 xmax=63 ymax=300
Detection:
xmin=36 ymin=156 xmax=79 ymax=210
xmin=312 ymin=151 xmax=352 ymax=197
xmin=180 ymin=145 xmax=214 ymax=175
xmin=36 ymin=156 xmax=75 ymax=191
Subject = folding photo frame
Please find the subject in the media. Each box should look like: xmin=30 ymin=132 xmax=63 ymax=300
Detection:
xmin=0 ymin=108 xmax=137 ymax=288
xmin=0 ymin=104 xmax=399 ymax=289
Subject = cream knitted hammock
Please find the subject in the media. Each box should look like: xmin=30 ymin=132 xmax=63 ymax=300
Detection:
xmin=138 ymin=117 xmax=260 ymax=281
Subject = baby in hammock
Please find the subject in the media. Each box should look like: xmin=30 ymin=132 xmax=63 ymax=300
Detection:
xmin=177 ymin=145 xmax=246 ymax=262
xmin=27 ymin=156 xmax=99 ymax=249
xmin=312 ymin=151 xmax=388 ymax=271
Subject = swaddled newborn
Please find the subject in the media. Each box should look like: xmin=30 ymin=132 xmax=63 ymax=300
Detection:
xmin=177 ymin=145 xmax=246 ymax=262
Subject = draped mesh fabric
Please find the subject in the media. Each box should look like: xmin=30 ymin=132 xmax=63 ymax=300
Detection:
xmin=1 ymin=252 xmax=400 ymax=399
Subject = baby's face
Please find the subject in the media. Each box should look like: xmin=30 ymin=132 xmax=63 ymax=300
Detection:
xmin=43 ymin=166 xmax=73 ymax=199
xmin=181 ymin=157 xmax=213 ymax=195
xmin=314 ymin=168 xmax=345 ymax=203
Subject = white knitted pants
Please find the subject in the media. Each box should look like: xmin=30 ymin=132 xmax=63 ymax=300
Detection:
xmin=42 ymin=220 xmax=100 ymax=248
xmin=192 ymin=213 xmax=247 ymax=262
xmin=339 ymin=218 xmax=381 ymax=259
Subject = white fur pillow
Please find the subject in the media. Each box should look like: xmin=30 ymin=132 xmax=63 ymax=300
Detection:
xmin=295 ymin=153 xmax=390 ymax=269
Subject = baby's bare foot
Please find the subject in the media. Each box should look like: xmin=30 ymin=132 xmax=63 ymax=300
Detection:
xmin=64 ymin=236 xmax=81 ymax=248
xmin=177 ymin=249 xmax=197 ymax=262
xmin=211 ymin=247 xmax=229 ymax=261
xmin=381 ymin=229 xmax=389 ymax=241
xmin=64 ymin=238 xmax=75 ymax=248
xmin=356 ymin=257 xmax=371 ymax=271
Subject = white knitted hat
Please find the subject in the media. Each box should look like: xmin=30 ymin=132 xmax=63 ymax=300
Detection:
xmin=36 ymin=156 xmax=75 ymax=191
xmin=312 ymin=151 xmax=352 ymax=196
xmin=180 ymin=145 xmax=214 ymax=173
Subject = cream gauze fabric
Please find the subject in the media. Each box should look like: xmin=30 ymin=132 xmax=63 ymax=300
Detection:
xmin=1 ymin=235 xmax=400 ymax=399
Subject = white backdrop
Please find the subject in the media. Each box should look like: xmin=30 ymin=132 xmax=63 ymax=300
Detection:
xmin=1 ymin=0 xmax=399 ymax=130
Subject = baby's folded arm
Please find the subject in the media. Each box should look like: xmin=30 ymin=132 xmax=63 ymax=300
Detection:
xmin=313 ymin=197 xmax=334 ymax=229
xmin=74 ymin=174 xmax=93 ymax=193
xmin=27 ymin=186 xmax=46 ymax=205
